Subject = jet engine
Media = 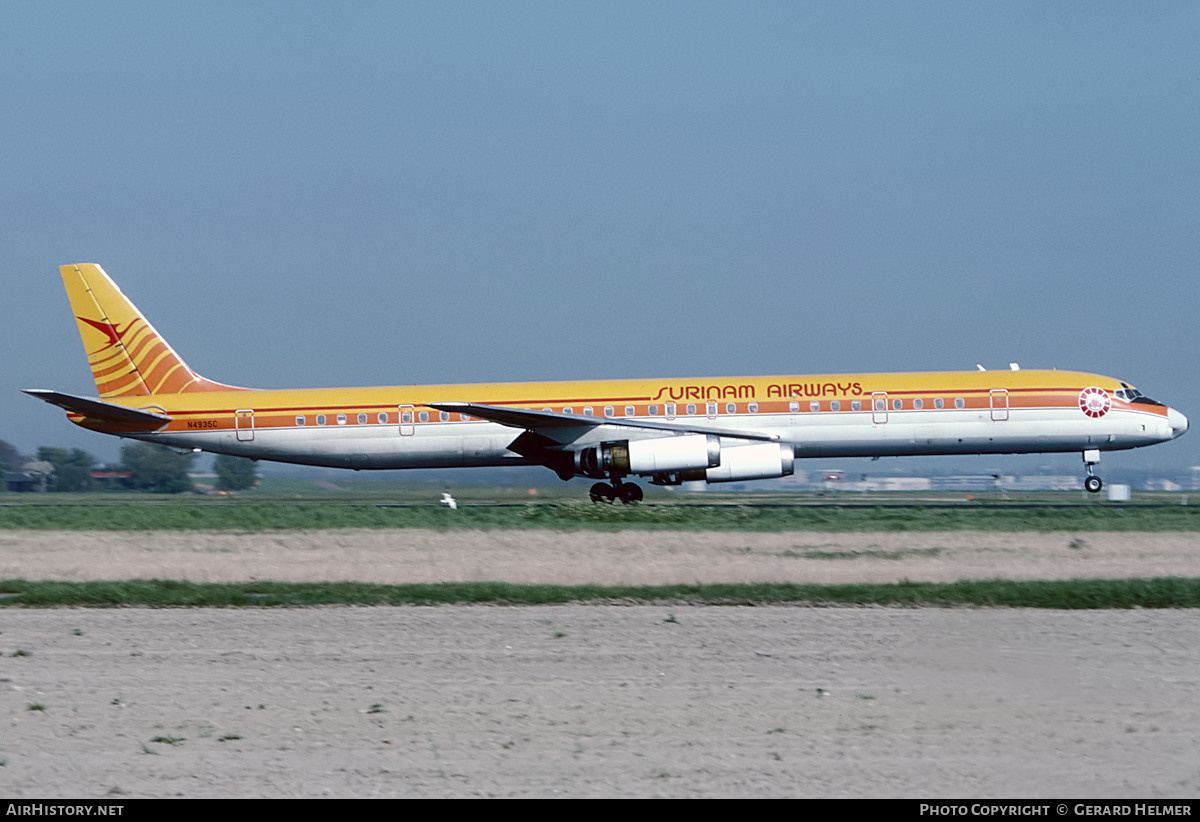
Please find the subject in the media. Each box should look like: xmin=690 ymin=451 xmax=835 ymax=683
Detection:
xmin=682 ymin=443 xmax=794 ymax=483
xmin=575 ymin=434 xmax=720 ymax=479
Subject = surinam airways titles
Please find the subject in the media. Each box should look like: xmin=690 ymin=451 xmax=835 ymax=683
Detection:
xmin=650 ymin=382 xmax=866 ymax=402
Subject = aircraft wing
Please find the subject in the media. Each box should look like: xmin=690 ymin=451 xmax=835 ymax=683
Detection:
xmin=22 ymin=389 xmax=172 ymax=432
xmin=427 ymin=402 xmax=779 ymax=442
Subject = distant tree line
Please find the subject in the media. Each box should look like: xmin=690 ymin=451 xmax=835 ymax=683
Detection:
xmin=1 ymin=438 xmax=258 ymax=493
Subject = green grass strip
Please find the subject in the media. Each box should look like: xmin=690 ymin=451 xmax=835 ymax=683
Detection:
xmin=4 ymin=500 xmax=1200 ymax=531
xmin=2 ymin=577 xmax=1199 ymax=608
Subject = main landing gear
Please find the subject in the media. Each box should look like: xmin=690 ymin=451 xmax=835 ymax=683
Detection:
xmin=589 ymin=480 xmax=644 ymax=504
xmin=1082 ymin=449 xmax=1103 ymax=494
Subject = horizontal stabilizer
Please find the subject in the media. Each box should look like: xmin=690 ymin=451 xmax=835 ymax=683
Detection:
xmin=22 ymin=389 xmax=172 ymax=432
xmin=428 ymin=401 xmax=779 ymax=442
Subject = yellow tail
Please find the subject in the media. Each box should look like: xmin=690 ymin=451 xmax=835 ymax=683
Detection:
xmin=61 ymin=263 xmax=241 ymax=397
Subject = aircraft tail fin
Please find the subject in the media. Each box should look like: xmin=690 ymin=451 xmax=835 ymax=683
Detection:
xmin=60 ymin=263 xmax=242 ymax=397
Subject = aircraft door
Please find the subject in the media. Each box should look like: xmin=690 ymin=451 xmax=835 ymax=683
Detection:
xmin=398 ymin=404 xmax=415 ymax=436
xmin=235 ymin=409 xmax=254 ymax=442
xmin=990 ymin=390 xmax=1010 ymax=421
xmin=872 ymin=392 xmax=888 ymax=424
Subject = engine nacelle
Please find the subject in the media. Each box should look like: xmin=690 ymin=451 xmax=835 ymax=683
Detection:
xmin=575 ymin=434 xmax=720 ymax=479
xmin=682 ymin=443 xmax=794 ymax=483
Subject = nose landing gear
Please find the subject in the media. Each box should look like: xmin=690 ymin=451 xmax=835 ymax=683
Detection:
xmin=1082 ymin=449 xmax=1103 ymax=494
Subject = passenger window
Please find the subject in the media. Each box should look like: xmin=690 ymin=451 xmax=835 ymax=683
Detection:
xmin=749 ymin=402 xmax=758 ymax=413
xmin=686 ymin=404 xmax=697 ymax=415
xmin=831 ymin=400 xmax=840 ymax=411
xmin=418 ymin=411 xmax=429 ymax=422
xmin=460 ymin=413 xmax=470 ymax=421
xmin=666 ymin=403 xmax=676 ymax=417
xmin=789 ymin=401 xmax=798 ymax=412
xmin=648 ymin=405 xmax=658 ymax=416
xmin=707 ymin=402 xmax=717 ymax=415
xmin=296 ymin=415 xmax=305 ymax=426
xmin=730 ymin=403 xmax=739 ymax=414
xmin=810 ymin=402 xmax=819 ymax=412
xmin=563 ymin=407 xmax=573 ymax=414
xmin=337 ymin=414 xmax=347 ymax=425
xmin=875 ymin=399 xmax=885 ymax=411
xmin=316 ymin=414 xmax=326 ymax=426
xmin=625 ymin=405 xmax=635 ymax=417
xmin=913 ymin=399 xmax=923 ymax=410
xmin=934 ymin=398 xmax=944 ymax=409
xmin=955 ymin=398 xmax=965 ymax=409
xmin=892 ymin=399 xmax=902 ymax=411
xmin=604 ymin=406 xmax=614 ymax=417
xmin=852 ymin=400 xmax=861 ymax=411
xmin=357 ymin=413 xmax=368 ymax=424
xmin=584 ymin=407 xmax=594 ymax=416
xmin=439 ymin=411 xmax=449 ymax=422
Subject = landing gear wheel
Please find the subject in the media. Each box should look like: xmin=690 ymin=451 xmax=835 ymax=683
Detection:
xmin=589 ymin=482 xmax=615 ymax=504
xmin=1081 ymin=450 xmax=1102 ymax=495
xmin=589 ymin=481 xmax=643 ymax=504
xmin=616 ymin=482 xmax=643 ymax=504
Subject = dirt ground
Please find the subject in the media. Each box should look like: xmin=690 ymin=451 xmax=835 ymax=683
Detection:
xmin=1 ymin=528 xmax=1199 ymax=798
xmin=2 ymin=528 xmax=1198 ymax=585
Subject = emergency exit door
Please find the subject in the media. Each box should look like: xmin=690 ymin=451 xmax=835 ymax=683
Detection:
xmin=235 ymin=409 xmax=254 ymax=441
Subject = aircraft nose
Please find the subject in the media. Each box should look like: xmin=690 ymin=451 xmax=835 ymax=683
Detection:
xmin=1168 ymin=407 xmax=1189 ymax=439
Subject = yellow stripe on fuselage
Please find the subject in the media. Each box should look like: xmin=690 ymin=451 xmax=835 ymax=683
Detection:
xmin=87 ymin=369 xmax=1161 ymax=436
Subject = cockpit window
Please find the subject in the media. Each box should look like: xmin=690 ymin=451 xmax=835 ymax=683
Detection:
xmin=1115 ymin=383 xmax=1163 ymax=406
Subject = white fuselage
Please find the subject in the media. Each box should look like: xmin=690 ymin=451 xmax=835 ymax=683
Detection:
xmin=134 ymin=400 xmax=1182 ymax=471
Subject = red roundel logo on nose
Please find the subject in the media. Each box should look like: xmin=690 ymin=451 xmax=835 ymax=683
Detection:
xmin=1079 ymin=387 xmax=1111 ymax=418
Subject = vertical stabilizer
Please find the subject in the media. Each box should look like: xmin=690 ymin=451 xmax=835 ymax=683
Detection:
xmin=60 ymin=263 xmax=241 ymax=397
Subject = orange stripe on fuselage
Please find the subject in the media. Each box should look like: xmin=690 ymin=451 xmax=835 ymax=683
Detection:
xmin=153 ymin=390 xmax=1167 ymax=435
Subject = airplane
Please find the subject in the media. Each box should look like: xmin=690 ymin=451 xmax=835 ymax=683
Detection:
xmin=25 ymin=263 xmax=1188 ymax=502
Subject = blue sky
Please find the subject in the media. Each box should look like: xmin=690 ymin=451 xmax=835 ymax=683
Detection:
xmin=4 ymin=2 xmax=1198 ymax=474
